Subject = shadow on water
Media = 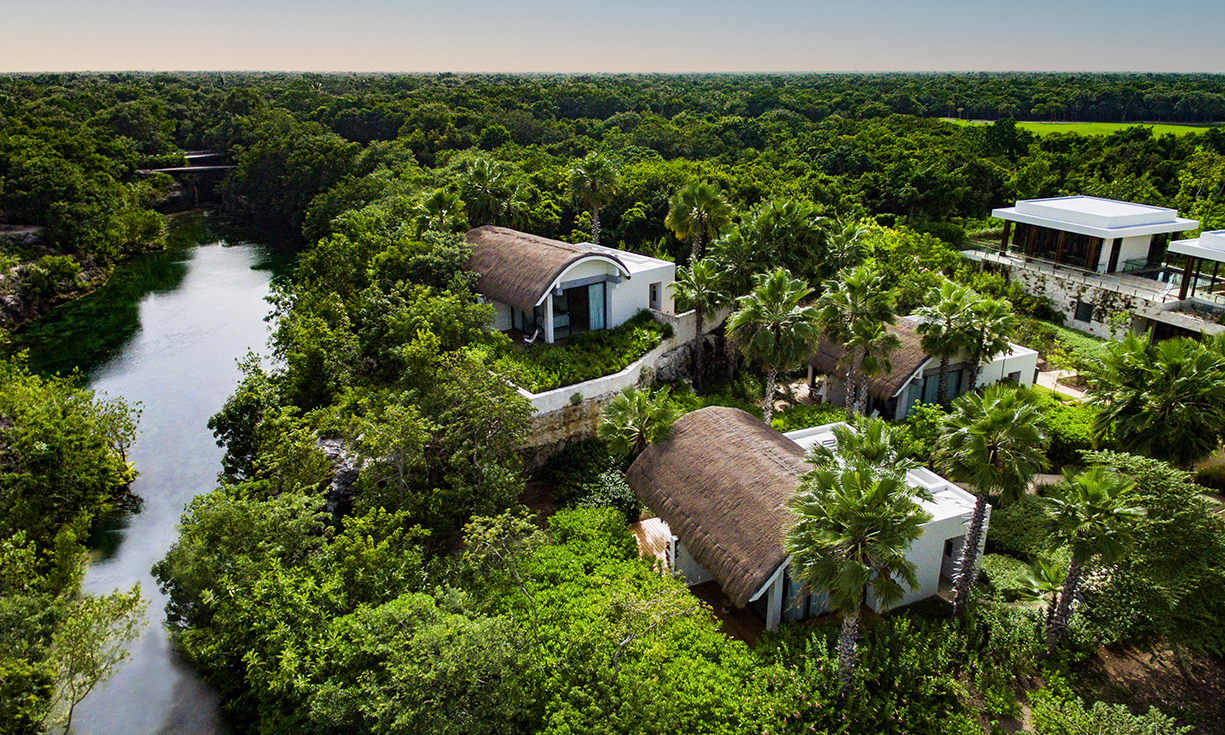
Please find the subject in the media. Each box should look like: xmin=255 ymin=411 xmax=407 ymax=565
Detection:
xmin=9 ymin=210 xmax=297 ymax=379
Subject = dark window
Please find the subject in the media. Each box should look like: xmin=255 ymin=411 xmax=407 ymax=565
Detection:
xmin=1074 ymin=300 xmax=1095 ymax=323
xmin=944 ymin=539 xmax=954 ymax=557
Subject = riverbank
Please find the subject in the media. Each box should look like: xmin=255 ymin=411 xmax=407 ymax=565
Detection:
xmin=0 ymin=224 xmax=171 ymax=333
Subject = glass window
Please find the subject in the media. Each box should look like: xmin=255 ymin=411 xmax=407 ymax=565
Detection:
xmin=1074 ymin=300 xmax=1095 ymax=323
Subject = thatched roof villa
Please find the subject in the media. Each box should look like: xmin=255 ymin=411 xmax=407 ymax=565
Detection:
xmin=627 ymin=406 xmax=982 ymax=631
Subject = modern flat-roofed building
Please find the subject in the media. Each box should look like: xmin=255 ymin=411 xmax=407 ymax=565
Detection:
xmin=992 ymin=196 xmax=1198 ymax=276
xmin=965 ymin=195 xmax=1225 ymax=340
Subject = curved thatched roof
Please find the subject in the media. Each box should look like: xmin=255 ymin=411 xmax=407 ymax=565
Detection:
xmin=465 ymin=226 xmax=631 ymax=312
xmin=626 ymin=407 xmax=809 ymax=608
xmin=809 ymin=318 xmax=929 ymax=400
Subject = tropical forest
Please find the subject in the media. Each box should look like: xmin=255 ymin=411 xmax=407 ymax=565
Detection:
xmin=3 ymin=71 xmax=1225 ymax=735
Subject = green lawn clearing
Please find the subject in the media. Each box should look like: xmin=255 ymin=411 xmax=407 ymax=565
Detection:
xmin=945 ymin=118 xmax=1216 ymax=137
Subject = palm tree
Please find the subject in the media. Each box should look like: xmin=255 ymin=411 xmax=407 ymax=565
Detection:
xmin=670 ymin=258 xmax=729 ymax=389
xmin=1043 ymin=467 xmax=1144 ymax=651
xmin=457 ymin=157 xmax=525 ymax=227
xmin=806 ymin=416 xmax=919 ymax=481
xmin=1086 ymin=333 xmax=1225 ymax=468
xmin=842 ymin=319 xmax=901 ymax=418
xmin=786 ymin=465 xmax=931 ymax=696
xmin=915 ymin=281 xmax=974 ymax=405
xmin=567 ymin=153 xmax=619 ymax=245
xmin=665 ymin=181 xmax=733 ymax=263
xmin=824 ymin=219 xmax=868 ymax=276
xmin=934 ymin=384 xmax=1049 ymax=619
xmin=598 ymin=385 xmax=678 ymax=459
xmin=816 ymin=265 xmax=897 ymax=421
xmin=726 ymin=268 xmax=822 ymax=423
xmin=414 ymin=187 xmax=467 ymax=235
xmin=735 ymin=199 xmax=828 ymax=282
xmin=1014 ymin=557 xmax=1066 ymax=630
xmin=963 ymin=296 xmax=1019 ymax=392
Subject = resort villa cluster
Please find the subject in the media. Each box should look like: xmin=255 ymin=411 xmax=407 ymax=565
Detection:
xmin=462 ymin=187 xmax=1220 ymax=632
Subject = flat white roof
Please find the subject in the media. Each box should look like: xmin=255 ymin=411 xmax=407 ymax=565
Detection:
xmin=1170 ymin=230 xmax=1225 ymax=264
xmin=993 ymin=195 xmax=1198 ymax=239
xmin=782 ymin=423 xmax=976 ymax=523
xmin=582 ymin=242 xmax=673 ymax=275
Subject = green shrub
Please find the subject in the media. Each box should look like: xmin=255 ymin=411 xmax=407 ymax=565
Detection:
xmin=980 ymin=554 xmax=1032 ymax=601
xmin=900 ymin=401 xmax=948 ymax=463
xmin=494 ymin=311 xmax=670 ymax=393
xmin=985 ymin=494 xmax=1051 ymax=562
xmin=665 ymin=383 xmax=762 ymax=419
xmin=24 ymin=255 xmax=82 ymax=298
xmin=770 ymin=403 xmax=845 ymax=432
xmin=575 ymin=469 xmax=641 ymax=524
xmin=1194 ymin=456 xmax=1225 ymax=492
xmin=1029 ymin=691 xmax=1191 ymax=735
xmin=1041 ymin=400 xmax=1097 ymax=468
xmin=540 ymin=440 xmax=619 ymax=505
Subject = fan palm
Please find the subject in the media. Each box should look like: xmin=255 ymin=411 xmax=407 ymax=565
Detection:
xmin=726 ymin=268 xmax=822 ymax=423
xmin=963 ymin=296 xmax=1019 ymax=391
xmin=806 ymin=416 xmax=920 ymax=482
xmin=414 ymin=187 xmax=467 ymax=235
xmin=1043 ymin=466 xmax=1144 ymax=650
xmin=1086 ymin=333 xmax=1225 ymax=468
xmin=786 ymin=465 xmax=931 ymax=696
xmin=1013 ymin=557 xmax=1066 ymax=629
xmin=825 ymin=219 xmax=868 ymax=275
xmin=816 ymin=265 xmax=897 ymax=421
xmin=597 ymin=385 xmax=678 ymax=459
xmin=670 ymin=258 xmax=729 ymax=389
xmin=915 ymin=281 xmax=974 ymax=405
xmin=665 ymin=181 xmax=733 ymax=263
xmin=457 ymin=157 xmax=525 ymax=227
xmin=934 ymin=384 xmax=1048 ymax=618
xmin=567 ymin=153 xmax=620 ymax=245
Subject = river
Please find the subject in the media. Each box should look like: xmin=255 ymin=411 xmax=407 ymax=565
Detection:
xmin=11 ymin=212 xmax=295 ymax=734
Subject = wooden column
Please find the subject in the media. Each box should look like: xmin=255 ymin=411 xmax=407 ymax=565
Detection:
xmin=1086 ymin=237 xmax=1102 ymax=273
xmin=1054 ymin=229 xmax=1068 ymax=265
xmin=1025 ymin=224 xmax=1038 ymax=257
xmin=1179 ymin=257 xmax=1196 ymax=300
xmin=1000 ymin=220 xmax=1012 ymax=251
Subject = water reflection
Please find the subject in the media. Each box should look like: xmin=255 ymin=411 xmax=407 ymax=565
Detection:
xmin=12 ymin=211 xmax=296 ymax=735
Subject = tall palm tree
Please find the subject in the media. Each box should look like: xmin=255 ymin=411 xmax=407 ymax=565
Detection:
xmin=726 ymin=268 xmax=822 ymax=423
xmin=1043 ymin=467 xmax=1143 ymax=651
xmin=1086 ymin=333 xmax=1225 ymax=468
xmin=786 ymin=465 xmax=931 ymax=696
xmin=934 ymin=384 xmax=1049 ymax=619
xmin=597 ymin=385 xmax=678 ymax=459
xmin=915 ymin=281 xmax=974 ymax=405
xmin=963 ymin=296 xmax=1019 ymax=392
xmin=414 ymin=187 xmax=467 ymax=235
xmin=735 ymin=198 xmax=828 ymax=282
xmin=825 ymin=219 xmax=868 ymax=276
xmin=670 ymin=258 xmax=729 ymax=389
xmin=806 ymin=416 xmax=919 ymax=481
xmin=665 ymin=181 xmax=733 ymax=263
xmin=457 ymin=157 xmax=525 ymax=227
xmin=816 ymin=265 xmax=897 ymax=421
xmin=567 ymin=153 xmax=620 ymax=245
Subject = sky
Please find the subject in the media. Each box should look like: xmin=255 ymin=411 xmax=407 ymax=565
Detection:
xmin=2 ymin=0 xmax=1223 ymax=73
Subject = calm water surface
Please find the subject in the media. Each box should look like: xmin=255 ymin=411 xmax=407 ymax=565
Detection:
xmin=12 ymin=212 xmax=295 ymax=734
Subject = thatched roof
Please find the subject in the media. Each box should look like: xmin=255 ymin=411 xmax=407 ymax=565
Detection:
xmin=465 ymin=226 xmax=630 ymax=312
xmin=809 ymin=319 xmax=930 ymax=400
xmin=626 ymin=407 xmax=809 ymax=608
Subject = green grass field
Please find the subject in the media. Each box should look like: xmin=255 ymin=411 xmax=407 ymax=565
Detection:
xmin=945 ymin=118 xmax=1217 ymax=137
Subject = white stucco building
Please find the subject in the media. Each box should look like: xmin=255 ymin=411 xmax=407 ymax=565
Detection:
xmin=466 ymin=226 xmax=675 ymax=344
xmin=968 ymin=195 xmax=1225 ymax=340
xmin=626 ymin=408 xmax=982 ymax=631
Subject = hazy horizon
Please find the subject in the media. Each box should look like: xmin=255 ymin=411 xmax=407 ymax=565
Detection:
xmin=4 ymin=0 xmax=1223 ymax=74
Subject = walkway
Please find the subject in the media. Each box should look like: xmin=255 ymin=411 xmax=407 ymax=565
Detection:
xmin=631 ymin=516 xmax=671 ymax=567
xmin=1035 ymin=370 xmax=1088 ymax=400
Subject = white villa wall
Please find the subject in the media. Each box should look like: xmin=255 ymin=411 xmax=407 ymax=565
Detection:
xmin=606 ymin=261 xmax=675 ymax=325
xmin=974 ymin=345 xmax=1039 ymax=389
xmin=1110 ymin=235 xmax=1154 ymax=271
xmin=490 ymin=301 xmax=513 ymax=331
xmin=674 ymin=539 xmax=713 ymax=585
